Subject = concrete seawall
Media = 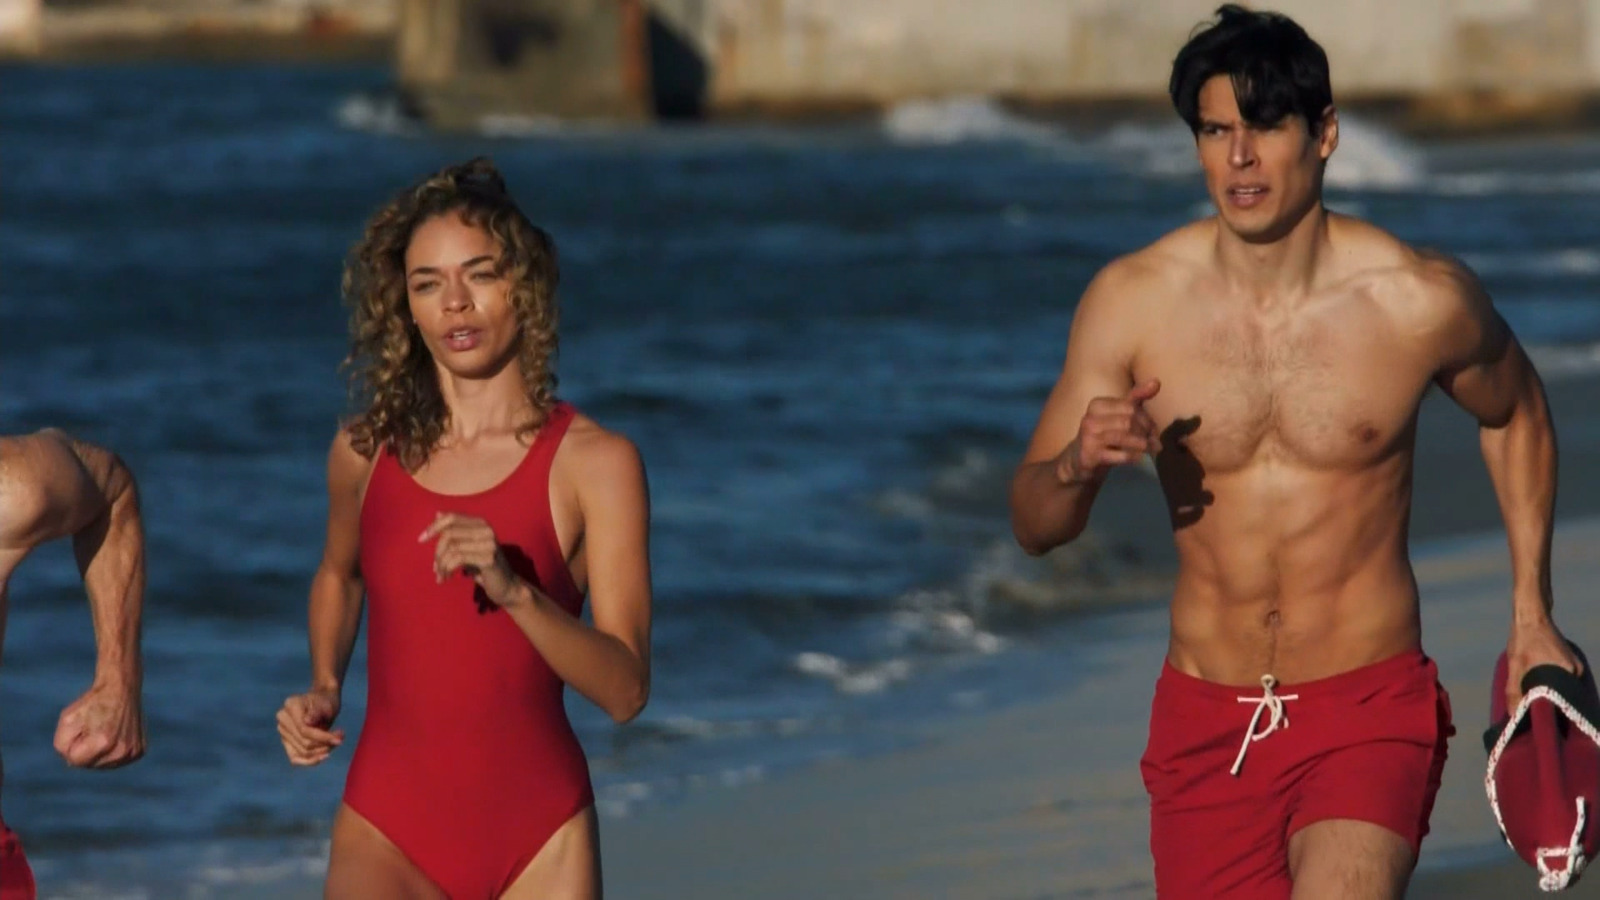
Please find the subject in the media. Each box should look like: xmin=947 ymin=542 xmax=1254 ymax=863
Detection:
xmin=8 ymin=1 xmax=1600 ymax=133
xmin=397 ymin=0 xmax=651 ymax=130
xmin=397 ymin=0 xmax=1600 ymax=132
xmin=0 ymin=0 xmax=395 ymax=62
xmin=0 ymin=0 xmax=41 ymax=56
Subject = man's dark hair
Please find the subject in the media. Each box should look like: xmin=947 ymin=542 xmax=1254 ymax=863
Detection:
xmin=1169 ymin=4 xmax=1332 ymax=135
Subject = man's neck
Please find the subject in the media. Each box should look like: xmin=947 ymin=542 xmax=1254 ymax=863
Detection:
xmin=1213 ymin=204 xmax=1332 ymax=305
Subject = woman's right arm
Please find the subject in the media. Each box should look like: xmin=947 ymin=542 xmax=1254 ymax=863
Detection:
xmin=308 ymin=429 xmax=370 ymax=696
xmin=277 ymin=429 xmax=371 ymax=766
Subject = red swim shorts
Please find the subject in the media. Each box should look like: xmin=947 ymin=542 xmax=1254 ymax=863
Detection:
xmin=1139 ymin=649 xmax=1453 ymax=899
xmin=0 ymin=823 xmax=35 ymax=900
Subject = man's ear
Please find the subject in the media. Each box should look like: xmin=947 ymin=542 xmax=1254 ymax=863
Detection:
xmin=1317 ymin=105 xmax=1339 ymax=160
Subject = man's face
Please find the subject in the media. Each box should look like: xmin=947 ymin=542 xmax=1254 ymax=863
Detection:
xmin=1194 ymin=75 xmax=1337 ymax=243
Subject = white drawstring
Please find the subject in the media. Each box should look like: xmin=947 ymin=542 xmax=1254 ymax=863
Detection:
xmin=1230 ymin=675 xmax=1299 ymax=776
xmin=1484 ymin=683 xmax=1600 ymax=891
xmin=1536 ymin=796 xmax=1588 ymax=891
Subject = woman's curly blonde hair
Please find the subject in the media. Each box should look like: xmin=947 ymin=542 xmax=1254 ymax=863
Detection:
xmin=341 ymin=157 xmax=560 ymax=469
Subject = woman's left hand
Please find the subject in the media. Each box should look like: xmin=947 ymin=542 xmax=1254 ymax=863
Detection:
xmin=419 ymin=512 xmax=525 ymax=609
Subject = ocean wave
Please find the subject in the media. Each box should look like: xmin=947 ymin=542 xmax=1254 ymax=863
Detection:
xmin=783 ymin=531 xmax=1170 ymax=696
xmin=882 ymin=95 xmax=1064 ymax=147
xmin=1427 ymin=169 xmax=1600 ymax=197
xmin=1100 ymin=114 xmax=1426 ymax=191
xmin=476 ymin=112 xmax=570 ymax=139
xmin=1325 ymin=117 xmax=1429 ymax=190
xmin=333 ymin=89 xmax=637 ymax=142
xmin=1461 ymin=248 xmax=1600 ymax=278
xmin=332 ymin=91 xmax=420 ymax=137
xmin=880 ymin=97 xmax=1429 ymax=193
xmin=869 ymin=487 xmax=938 ymax=520
xmin=611 ymin=713 xmax=817 ymax=751
xmin=595 ymin=764 xmax=769 ymax=818
xmin=1528 ymin=341 xmax=1600 ymax=381
xmin=794 ymin=651 xmax=915 ymax=695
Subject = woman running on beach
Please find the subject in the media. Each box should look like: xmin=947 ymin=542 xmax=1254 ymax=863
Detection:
xmin=274 ymin=157 xmax=653 ymax=899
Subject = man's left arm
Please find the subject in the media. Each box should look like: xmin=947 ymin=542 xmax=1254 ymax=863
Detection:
xmin=1426 ymin=255 xmax=1579 ymax=704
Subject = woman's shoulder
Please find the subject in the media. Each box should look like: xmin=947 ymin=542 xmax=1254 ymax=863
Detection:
xmin=327 ymin=421 xmax=383 ymax=495
xmin=553 ymin=408 xmax=645 ymax=490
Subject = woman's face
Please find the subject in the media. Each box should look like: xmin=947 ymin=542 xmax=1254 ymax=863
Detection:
xmin=404 ymin=211 xmax=521 ymax=380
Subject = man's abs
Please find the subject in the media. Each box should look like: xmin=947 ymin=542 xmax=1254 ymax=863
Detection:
xmin=1162 ymin=458 xmax=1423 ymax=687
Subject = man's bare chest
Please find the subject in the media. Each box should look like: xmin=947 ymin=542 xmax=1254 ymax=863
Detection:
xmin=1136 ymin=310 xmax=1431 ymax=473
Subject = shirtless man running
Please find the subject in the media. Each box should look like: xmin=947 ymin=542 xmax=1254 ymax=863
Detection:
xmin=1009 ymin=6 xmax=1579 ymax=898
xmin=0 ymin=429 xmax=148 ymax=898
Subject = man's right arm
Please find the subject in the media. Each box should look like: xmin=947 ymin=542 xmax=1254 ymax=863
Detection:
xmin=62 ymin=433 xmax=144 ymax=700
xmin=308 ymin=429 xmax=369 ymax=699
xmin=1009 ymin=263 xmax=1145 ymax=556
xmin=0 ymin=430 xmax=145 ymax=692
xmin=0 ymin=430 xmax=149 ymax=768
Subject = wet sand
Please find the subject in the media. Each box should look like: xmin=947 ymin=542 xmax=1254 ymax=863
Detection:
xmin=597 ymin=518 xmax=1600 ymax=899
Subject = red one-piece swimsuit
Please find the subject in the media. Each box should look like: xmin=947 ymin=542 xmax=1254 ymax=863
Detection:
xmin=343 ymin=401 xmax=594 ymax=898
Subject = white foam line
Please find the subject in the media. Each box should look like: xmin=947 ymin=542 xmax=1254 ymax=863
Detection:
xmin=1528 ymin=342 xmax=1600 ymax=381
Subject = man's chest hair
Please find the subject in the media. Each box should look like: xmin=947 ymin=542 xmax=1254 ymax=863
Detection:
xmin=1139 ymin=304 xmax=1429 ymax=473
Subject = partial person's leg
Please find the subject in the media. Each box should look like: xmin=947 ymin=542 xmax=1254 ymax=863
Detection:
xmin=325 ymin=803 xmax=446 ymax=900
xmin=501 ymin=806 xmax=602 ymax=900
xmin=1285 ymin=660 xmax=1452 ymax=900
xmin=1287 ymin=819 xmax=1412 ymax=900
xmin=0 ymin=824 xmax=37 ymax=900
